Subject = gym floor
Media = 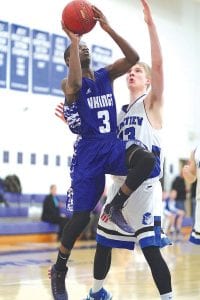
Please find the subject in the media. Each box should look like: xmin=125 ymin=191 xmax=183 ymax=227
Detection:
xmin=0 ymin=238 xmax=200 ymax=300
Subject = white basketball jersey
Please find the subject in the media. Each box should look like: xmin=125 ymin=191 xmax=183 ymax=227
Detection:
xmin=96 ymin=96 xmax=170 ymax=249
xmin=117 ymin=96 xmax=164 ymax=181
xmin=194 ymin=144 xmax=200 ymax=202
xmin=189 ymin=144 xmax=200 ymax=243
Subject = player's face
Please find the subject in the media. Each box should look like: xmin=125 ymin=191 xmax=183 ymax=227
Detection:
xmin=126 ymin=64 xmax=150 ymax=91
xmin=79 ymin=44 xmax=91 ymax=68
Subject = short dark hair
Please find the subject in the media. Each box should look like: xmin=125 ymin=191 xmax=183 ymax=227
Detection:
xmin=63 ymin=42 xmax=88 ymax=63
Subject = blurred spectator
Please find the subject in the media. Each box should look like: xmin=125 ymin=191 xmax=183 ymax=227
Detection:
xmin=190 ymin=180 xmax=197 ymax=221
xmin=41 ymin=184 xmax=69 ymax=241
xmin=162 ymin=190 xmax=185 ymax=238
xmin=182 ymin=146 xmax=200 ymax=245
xmin=171 ymin=170 xmax=187 ymax=211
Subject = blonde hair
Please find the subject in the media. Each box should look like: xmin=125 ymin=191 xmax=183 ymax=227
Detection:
xmin=138 ymin=62 xmax=151 ymax=90
xmin=138 ymin=62 xmax=151 ymax=78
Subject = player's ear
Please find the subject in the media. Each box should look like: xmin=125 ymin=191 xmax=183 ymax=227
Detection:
xmin=146 ymin=78 xmax=151 ymax=85
xmin=66 ymin=57 xmax=70 ymax=67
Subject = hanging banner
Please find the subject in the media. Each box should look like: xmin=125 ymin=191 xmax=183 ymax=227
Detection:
xmin=91 ymin=45 xmax=112 ymax=70
xmin=10 ymin=24 xmax=30 ymax=91
xmin=50 ymin=34 xmax=69 ymax=97
xmin=0 ymin=21 xmax=9 ymax=88
xmin=32 ymin=29 xmax=51 ymax=94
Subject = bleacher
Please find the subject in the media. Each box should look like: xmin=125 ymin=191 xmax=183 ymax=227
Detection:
xmin=0 ymin=192 xmax=193 ymax=244
xmin=0 ymin=192 xmax=66 ymax=244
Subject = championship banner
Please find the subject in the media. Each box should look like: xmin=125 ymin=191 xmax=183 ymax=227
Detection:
xmin=10 ymin=24 xmax=30 ymax=91
xmin=91 ymin=45 xmax=112 ymax=70
xmin=0 ymin=21 xmax=9 ymax=88
xmin=50 ymin=34 xmax=69 ymax=97
xmin=32 ymin=29 xmax=51 ymax=94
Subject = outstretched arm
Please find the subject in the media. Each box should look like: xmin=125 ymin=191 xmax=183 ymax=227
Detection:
xmin=182 ymin=151 xmax=197 ymax=184
xmin=61 ymin=22 xmax=82 ymax=105
xmin=142 ymin=0 xmax=164 ymax=109
xmin=93 ymin=6 xmax=139 ymax=80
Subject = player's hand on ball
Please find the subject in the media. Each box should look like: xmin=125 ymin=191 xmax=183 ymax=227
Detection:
xmin=92 ymin=6 xmax=110 ymax=32
xmin=61 ymin=20 xmax=82 ymax=41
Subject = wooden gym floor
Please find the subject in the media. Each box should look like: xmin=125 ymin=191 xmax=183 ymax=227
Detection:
xmin=0 ymin=236 xmax=200 ymax=300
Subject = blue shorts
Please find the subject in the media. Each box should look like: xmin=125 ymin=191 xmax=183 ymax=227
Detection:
xmin=71 ymin=135 xmax=128 ymax=212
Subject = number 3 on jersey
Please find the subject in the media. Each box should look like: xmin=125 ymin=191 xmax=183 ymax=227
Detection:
xmin=97 ymin=110 xmax=111 ymax=133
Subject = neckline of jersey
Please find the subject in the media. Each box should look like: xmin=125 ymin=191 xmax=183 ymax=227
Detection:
xmin=127 ymin=93 xmax=146 ymax=112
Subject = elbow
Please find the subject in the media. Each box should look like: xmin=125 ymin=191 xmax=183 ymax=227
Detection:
xmin=129 ymin=53 xmax=140 ymax=66
xmin=135 ymin=53 xmax=140 ymax=64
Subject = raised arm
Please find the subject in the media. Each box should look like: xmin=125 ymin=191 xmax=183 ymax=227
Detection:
xmin=93 ymin=6 xmax=139 ymax=80
xmin=182 ymin=151 xmax=197 ymax=184
xmin=142 ymin=0 xmax=164 ymax=110
xmin=61 ymin=21 xmax=82 ymax=105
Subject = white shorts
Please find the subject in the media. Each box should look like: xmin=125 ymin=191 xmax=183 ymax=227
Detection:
xmin=189 ymin=199 xmax=200 ymax=245
xmin=97 ymin=178 xmax=171 ymax=250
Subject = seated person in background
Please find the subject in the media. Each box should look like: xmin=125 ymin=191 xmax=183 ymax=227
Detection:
xmin=162 ymin=190 xmax=185 ymax=238
xmin=41 ymin=184 xmax=69 ymax=241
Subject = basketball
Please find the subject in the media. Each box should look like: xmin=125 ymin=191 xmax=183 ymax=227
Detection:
xmin=62 ymin=0 xmax=97 ymax=35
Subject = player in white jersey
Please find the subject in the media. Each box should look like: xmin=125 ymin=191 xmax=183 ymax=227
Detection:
xmin=182 ymin=144 xmax=200 ymax=245
xmin=85 ymin=1 xmax=173 ymax=300
xmin=98 ymin=94 xmax=167 ymax=248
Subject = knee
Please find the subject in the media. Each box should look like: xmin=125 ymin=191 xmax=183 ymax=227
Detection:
xmin=61 ymin=211 xmax=91 ymax=249
xmin=72 ymin=211 xmax=91 ymax=228
xmin=126 ymin=144 xmax=156 ymax=171
xmin=142 ymin=151 xmax=156 ymax=173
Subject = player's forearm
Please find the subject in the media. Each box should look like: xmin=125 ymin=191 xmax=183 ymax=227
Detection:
xmin=68 ymin=41 xmax=82 ymax=91
xmin=106 ymin=27 xmax=139 ymax=65
xmin=148 ymin=23 xmax=163 ymax=67
xmin=148 ymin=22 xmax=164 ymax=99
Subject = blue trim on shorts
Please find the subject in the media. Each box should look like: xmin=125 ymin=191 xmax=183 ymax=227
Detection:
xmin=189 ymin=235 xmax=200 ymax=245
xmin=139 ymin=236 xmax=172 ymax=249
xmin=154 ymin=216 xmax=162 ymax=244
xmin=96 ymin=234 xmax=135 ymax=250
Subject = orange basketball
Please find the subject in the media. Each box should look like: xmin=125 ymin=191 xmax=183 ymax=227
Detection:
xmin=62 ymin=0 xmax=97 ymax=35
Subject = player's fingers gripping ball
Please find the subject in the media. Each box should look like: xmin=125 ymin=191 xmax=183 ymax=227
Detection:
xmin=62 ymin=0 xmax=97 ymax=34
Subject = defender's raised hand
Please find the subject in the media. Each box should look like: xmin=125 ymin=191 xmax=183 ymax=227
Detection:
xmin=141 ymin=0 xmax=154 ymax=26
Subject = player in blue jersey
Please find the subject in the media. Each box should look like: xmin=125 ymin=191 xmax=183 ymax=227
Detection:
xmin=84 ymin=1 xmax=173 ymax=299
xmin=49 ymin=5 xmax=156 ymax=300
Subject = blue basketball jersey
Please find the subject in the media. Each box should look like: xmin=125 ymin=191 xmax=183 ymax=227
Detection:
xmin=63 ymin=68 xmax=128 ymax=212
xmin=63 ymin=68 xmax=117 ymax=138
